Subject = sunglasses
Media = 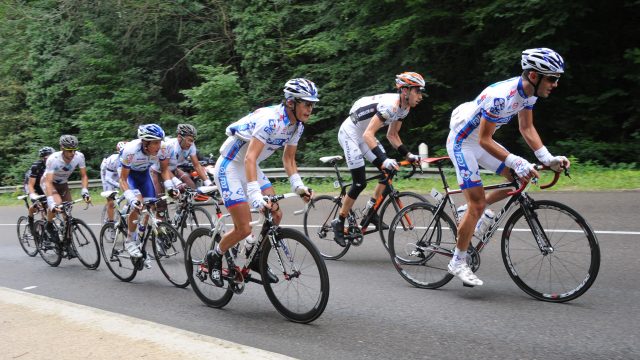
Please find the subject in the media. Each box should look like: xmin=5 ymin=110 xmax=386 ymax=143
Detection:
xmin=62 ymin=148 xmax=78 ymax=151
xmin=295 ymin=100 xmax=316 ymax=108
xmin=544 ymin=75 xmax=560 ymax=83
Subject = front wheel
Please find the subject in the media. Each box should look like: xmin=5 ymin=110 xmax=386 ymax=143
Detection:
xmin=152 ymin=222 xmax=189 ymax=288
xmin=99 ymin=222 xmax=137 ymax=282
xmin=261 ymin=228 xmax=330 ymax=323
xmin=70 ymin=219 xmax=101 ymax=269
xmin=379 ymin=192 xmax=430 ymax=251
xmin=178 ymin=206 xmax=214 ymax=240
xmin=303 ymin=195 xmax=350 ymax=260
xmin=17 ymin=216 xmax=38 ymax=257
xmin=185 ymin=228 xmax=234 ymax=307
xmin=388 ymin=202 xmax=456 ymax=289
xmin=502 ymin=200 xmax=600 ymax=302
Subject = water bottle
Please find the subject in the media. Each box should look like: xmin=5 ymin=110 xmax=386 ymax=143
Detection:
xmin=244 ymin=234 xmax=257 ymax=257
xmin=474 ymin=209 xmax=495 ymax=238
xmin=362 ymin=199 xmax=375 ymax=217
xmin=430 ymin=188 xmax=443 ymax=204
xmin=456 ymin=204 xmax=468 ymax=221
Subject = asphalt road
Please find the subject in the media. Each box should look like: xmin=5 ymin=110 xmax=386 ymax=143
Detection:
xmin=1 ymin=190 xmax=639 ymax=359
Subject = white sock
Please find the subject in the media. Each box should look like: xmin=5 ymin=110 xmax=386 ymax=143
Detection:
xmin=214 ymin=243 xmax=223 ymax=256
xmin=452 ymin=247 xmax=466 ymax=264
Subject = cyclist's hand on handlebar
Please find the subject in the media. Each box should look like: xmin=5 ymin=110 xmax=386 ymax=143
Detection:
xmin=405 ymin=152 xmax=420 ymax=163
xmin=247 ymin=181 xmax=267 ymax=210
xmin=506 ymin=154 xmax=538 ymax=180
xmin=382 ymin=158 xmax=399 ymax=170
xmin=295 ymin=186 xmax=313 ymax=202
xmin=549 ymin=156 xmax=570 ymax=172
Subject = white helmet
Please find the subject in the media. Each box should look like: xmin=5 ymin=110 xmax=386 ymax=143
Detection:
xmin=137 ymin=124 xmax=165 ymax=141
xmin=116 ymin=141 xmax=127 ymax=152
xmin=521 ymin=48 xmax=565 ymax=75
xmin=283 ymin=78 xmax=319 ymax=102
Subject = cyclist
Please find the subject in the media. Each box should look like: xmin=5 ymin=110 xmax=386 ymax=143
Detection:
xmin=207 ymin=78 xmax=318 ymax=287
xmin=41 ymin=135 xmax=92 ymax=245
xmin=331 ymin=72 xmax=425 ymax=246
xmin=150 ymin=123 xmax=213 ymax=198
xmin=446 ymin=48 xmax=570 ymax=286
xmin=119 ymin=124 xmax=174 ymax=258
xmin=100 ymin=141 xmax=127 ymax=223
xmin=25 ymin=146 xmax=55 ymax=231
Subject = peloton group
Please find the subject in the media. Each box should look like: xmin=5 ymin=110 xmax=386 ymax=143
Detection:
xmin=23 ymin=48 xmax=570 ymax=287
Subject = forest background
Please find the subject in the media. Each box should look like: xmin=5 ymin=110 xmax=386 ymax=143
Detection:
xmin=0 ymin=0 xmax=638 ymax=186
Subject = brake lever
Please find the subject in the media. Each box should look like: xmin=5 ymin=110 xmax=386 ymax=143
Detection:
xmin=563 ymin=166 xmax=571 ymax=179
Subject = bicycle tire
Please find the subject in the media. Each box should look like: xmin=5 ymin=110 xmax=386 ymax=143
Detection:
xmin=501 ymin=200 xmax=600 ymax=303
xmin=379 ymin=192 xmax=429 ymax=251
xmin=261 ymin=228 xmax=330 ymax=323
xmin=388 ymin=202 xmax=456 ymax=289
xmin=17 ymin=216 xmax=38 ymax=257
xmin=185 ymin=228 xmax=234 ymax=307
xmin=34 ymin=220 xmax=62 ymax=267
xmin=303 ymin=195 xmax=350 ymax=260
xmin=99 ymin=222 xmax=137 ymax=282
xmin=179 ymin=206 xmax=214 ymax=240
xmin=152 ymin=222 xmax=189 ymax=287
xmin=70 ymin=219 xmax=101 ymax=269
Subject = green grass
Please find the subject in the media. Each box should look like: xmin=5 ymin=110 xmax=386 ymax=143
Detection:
xmin=2 ymin=164 xmax=638 ymax=206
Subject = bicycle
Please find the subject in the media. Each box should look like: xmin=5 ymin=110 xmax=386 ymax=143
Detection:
xmin=158 ymin=186 xmax=215 ymax=240
xmin=303 ymin=156 xmax=427 ymax=260
xmin=32 ymin=199 xmax=101 ymax=269
xmin=99 ymin=191 xmax=189 ymax=287
xmin=185 ymin=192 xmax=330 ymax=324
xmin=100 ymin=194 xmax=125 ymax=225
xmin=16 ymin=194 xmax=48 ymax=257
xmin=387 ymin=156 xmax=600 ymax=302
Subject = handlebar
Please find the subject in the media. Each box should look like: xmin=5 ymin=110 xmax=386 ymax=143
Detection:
xmin=507 ymin=165 xmax=568 ymax=196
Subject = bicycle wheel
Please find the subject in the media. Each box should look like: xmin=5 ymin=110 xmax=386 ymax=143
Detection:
xmin=179 ymin=206 xmax=214 ymax=240
xmin=99 ymin=222 xmax=137 ymax=282
xmin=261 ymin=228 xmax=330 ymax=323
xmin=379 ymin=192 xmax=429 ymax=251
xmin=303 ymin=195 xmax=350 ymax=260
xmin=185 ymin=228 xmax=233 ymax=307
xmin=388 ymin=202 xmax=456 ymax=289
xmin=501 ymin=200 xmax=600 ymax=302
xmin=70 ymin=219 xmax=101 ymax=269
xmin=34 ymin=220 xmax=62 ymax=267
xmin=152 ymin=222 xmax=189 ymax=288
xmin=17 ymin=216 xmax=38 ymax=257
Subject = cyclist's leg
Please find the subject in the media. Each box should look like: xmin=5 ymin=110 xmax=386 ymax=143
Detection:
xmin=149 ymin=169 xmax=168 ymax=218
xmin=102 ymin=182 xmax=117 ymax=222
xmin=175 ymin=168 xmax=196 ymax=189
xmin=477 ymin=143 xmax=512 ymax=205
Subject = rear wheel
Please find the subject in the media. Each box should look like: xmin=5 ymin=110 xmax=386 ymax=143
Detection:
xmin=178 ymin=206 xmax=214 ymax=240
xmin=70 ymin=219 xmax=100 ymax=269
xmin=17 ymin=216 xmax=38 ymax=257
xmin=153 ymin=222 xmax=189 ymax=288
xmin=388 ymin=203 xmax=456 ymax=289
xmin=502 ymin=200 xmax=600 ymax=302
xmin=34 ymin=220 xmax=62 ymax=267
xmin=185 ymin=228 xmax=233 ymax=307
xmin=100 ymin=222 xmax=137 ymax=282
xmin=262 ymin=228 xmax=330 ymax=323
xmin=303 ymin=195 xmax=350 ymax=260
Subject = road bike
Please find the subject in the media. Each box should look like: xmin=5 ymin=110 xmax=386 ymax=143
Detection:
xmin=158 ymin=186 xmax=215 ymax=241
xmin=303 ymin=156 xmax=427 ymax=260
xmin=186 ymin=192 xmax=330 ymax=323
xmin=32 ymin=199 xmax=100 ymax=269
xmin=387 ymin=156 xmax=600 ymax=302
xmin=16 ymin=194 xmax=49 ymax=257
xmin=99 ymin=191 xmax=188 ymax=287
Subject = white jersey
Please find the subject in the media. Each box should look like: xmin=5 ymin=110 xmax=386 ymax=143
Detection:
xmin=44 ymin=151 xmax=86 ymax=184
xmin=449 ymin=77 xmax=537 ymax=143
xmin=100 ymin=153 xmax=120 ymax=188
xmin=150 ymin=137 xmax=196 ymax=172
xmin=219 ymin=104 xmax=304 ymax=163
xmin=120 ymin=139 xmax=168 ymax=172
xmin=340 ymin=93 xmax=410 ymax=138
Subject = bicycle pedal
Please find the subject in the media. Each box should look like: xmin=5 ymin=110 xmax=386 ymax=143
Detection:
xmin=462 ymin=283 xmax=475 ymax=288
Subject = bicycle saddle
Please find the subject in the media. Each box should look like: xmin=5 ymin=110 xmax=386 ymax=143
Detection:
xmin=319 ymin=155 xmax=343 ymax=164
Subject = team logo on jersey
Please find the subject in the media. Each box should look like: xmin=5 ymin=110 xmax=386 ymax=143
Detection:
xmin=221 ymin=190 xmax=231 ymax=200
xmin=263 ymin=126 xmax=274 ymax=135
xmin=489 ymin=98 xmax=505 ymax=114
xmin=455 ymin=153 xmax=465 ymax=167
xmin=512 ymin=102 xmax=519 ymax=109
xmin=477 ymin=94 xmax=487 ymax=105
xmin=460 ymin=169 xmax=472 ymax=180
xmin=507 ymin=89 xmax=516 ymax=100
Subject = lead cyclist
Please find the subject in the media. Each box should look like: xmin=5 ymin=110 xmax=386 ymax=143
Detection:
xmin=445 ymin=48 xmax=571 ymax=286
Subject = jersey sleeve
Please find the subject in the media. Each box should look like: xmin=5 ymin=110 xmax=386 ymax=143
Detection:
xmin=29 ymin=162 xmax=41 ymax=178
xmin=288 ymin=123 xmax=304 ymax=146
xmin=120 ymin=150 xmax=132 ymax=169
xmin=77 ymin=152 xmax=86 ymax=168
xmin=480 ymin=94 xmax=508 ymax=123
xmin=376 ymin=102 xmax=394 ymax=122
xmin=251 ymin=116 xmax=275 ymax=144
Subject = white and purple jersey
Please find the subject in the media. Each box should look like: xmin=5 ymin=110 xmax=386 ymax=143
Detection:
xmin=44 ymin=151 xmax=86 ymax=184
xmin=340 ymin=93 xmax=409 ymax=138
xmin=120 ymin=139 xmax=168 ymax=172
xmin=218 ymin=104 xmax=304 ymax=163
xmin=150 ymin=137 xmax=196 ymax=172
xmin=100 ymin=153 xmax=121 ymax=189
xmin=449 ymin=77 xmax=537 ymax=144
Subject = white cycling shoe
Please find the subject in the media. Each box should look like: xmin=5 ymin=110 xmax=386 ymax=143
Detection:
xmin=125 ymin=241 xmax=143 ymax=258
xmin=448 ymin=261 xmax=483 ymax=286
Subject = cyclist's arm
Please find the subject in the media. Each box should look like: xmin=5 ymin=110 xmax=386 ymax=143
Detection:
xmin=244 ymin=137 xmax=266 ymax=182
xmin=189 ymin=153 xmax=208 ymax=182
xmin=385 ymin=120 xmax=403 ymax=149
xmin=363 ymin=115 xmax=385 ymax=149
xmin=43 ymin=172 xmax=55 ymax=197
xmin=478 ymin=117 xmax=510 ymax=161
xmin=517 ymin=109 xmax=544 ymax=152
xmin=27 ymin=177 xmax=37 ymax=195
xmin=79 ymin=167 xmax=89 ymax=189
xmin=159 ymin=158 xmax=173 ymax=182
xmin=282 ymin=144 xmax=298 ymax=176
xmin=119 ymin=167 xmax=131 ymax=192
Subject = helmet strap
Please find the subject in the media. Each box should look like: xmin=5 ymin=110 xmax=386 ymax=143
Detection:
xmin=523 ymin=72 xmax=542 ymax=97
